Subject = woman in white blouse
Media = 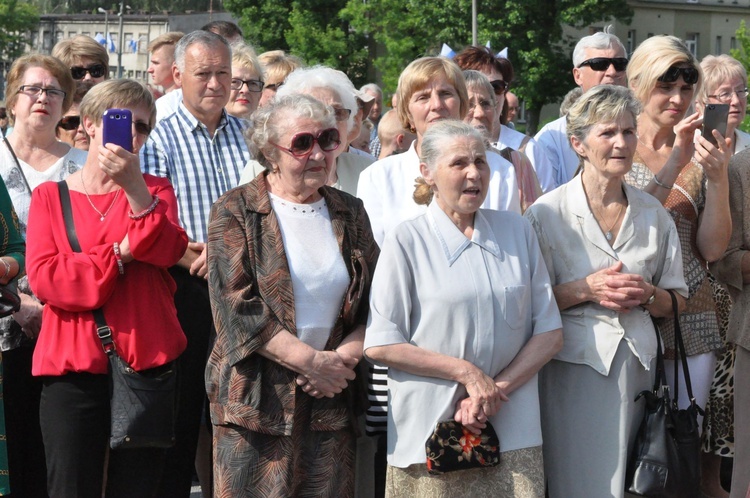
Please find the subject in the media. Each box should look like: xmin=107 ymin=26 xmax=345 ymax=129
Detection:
xmin=364 ymin=120 xmax=562 ymax=497
xmin=524 ymin=85 xmax=689 ymax=498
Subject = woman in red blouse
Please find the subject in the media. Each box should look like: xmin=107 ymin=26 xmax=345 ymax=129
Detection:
xmin=25 ymin=79 xmax=188 ymax=498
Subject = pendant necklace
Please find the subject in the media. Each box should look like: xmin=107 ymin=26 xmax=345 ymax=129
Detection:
xmin=81 ymin=171 xmax=120 ymax=221
xmin=593 ymin=201 xmax=624 ymax=241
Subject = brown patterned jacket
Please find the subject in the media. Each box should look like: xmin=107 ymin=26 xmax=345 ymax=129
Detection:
xmin=206 ymin=172 xmax=379 ymax=435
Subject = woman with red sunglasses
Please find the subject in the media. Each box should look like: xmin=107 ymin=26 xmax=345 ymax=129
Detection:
xmin=206 ymin=93 xmax=378 ymax=497
xmin=626 ymin=34 xmax=733 ymax=497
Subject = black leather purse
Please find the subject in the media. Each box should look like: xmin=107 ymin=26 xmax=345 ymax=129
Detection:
xmin=58 ymin=181 xmax=177 ymax=449
xmin=625 ymin=290 xmax=702 ymax=498
xmin=0 ymin=283 xmax=20 ymax=318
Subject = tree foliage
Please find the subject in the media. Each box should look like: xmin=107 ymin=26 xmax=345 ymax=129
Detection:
xmin=0 ymin=0 xmax=38 ymax=62
xmin=730 ymin=20 xmax=750 ymax=133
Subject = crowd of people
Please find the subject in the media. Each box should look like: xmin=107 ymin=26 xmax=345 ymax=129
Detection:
xmin=0 ymin=17 xmax=745 ymax=498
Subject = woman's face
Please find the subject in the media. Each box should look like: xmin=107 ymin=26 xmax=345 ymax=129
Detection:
xmin=407 ymin=75 xmax=461 ymax=138
xmin=270 ymin=116 xmax=337 ymax=199
xmin=465 ymin=84 xmax=496 ymax=142
xmin=421 ymin=135 xmax=489 ymax=222
xmin=641 ymin=67 xmax=696 ymax=130
xmin=307 ymin=87 xmax=349 ymax=159
xmin=13 ymin=66 xmax=65 ymax=131
xmin=56 ymin=102 xmax=89 ymax=150
xmin=71 ymin=57 xmax=107 ymax=85
xmin=572 ymin=112 xmax=637 ymax=180
xmin=225 ymin=64 xmax=262 ymax=119
xmin=702 ymin=74 xmax=748 ymax=130
xmin=84 ymin=105 xmax=153 ymax=154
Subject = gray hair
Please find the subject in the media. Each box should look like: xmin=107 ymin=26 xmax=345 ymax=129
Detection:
xmin=174 ymin=30 xmax=231 ymax=73
xmin=420 ymin=120 xmax=485 ymax=171
xmin=572 ymin=26 xmax=626 ymax=67
xmin=360 ymin=83 xmax=382 ymax=97
xmin=276 ymin=65 xmax=358 ymax=134
xmin=462 ymin=69 xmax=497 ymax=107
xmin=566 ymin=85 xmax=641 ymax=160
xmin=248 ymin=93 xmax=336 ymax=171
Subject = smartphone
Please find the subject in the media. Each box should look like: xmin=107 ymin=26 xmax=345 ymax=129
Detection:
xmin=702 ymin=103 xmax=729 ymax=146
xmin=102 ymin=108 xmax=133 ymax=152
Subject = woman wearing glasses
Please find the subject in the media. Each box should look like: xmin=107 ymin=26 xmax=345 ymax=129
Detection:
xmin=0 ymin=53 xmax=84 ymax=498
xmin=626 ymin=34 xmax=732 ymax=493
xmin=52 ymin=35 xmax=109 ymax=85
xmin=225 ymin=43 xmax=264 ymax=121
xmin=207 ymin=93 xmax=378 ymax=497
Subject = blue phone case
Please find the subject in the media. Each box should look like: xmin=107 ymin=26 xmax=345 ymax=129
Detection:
xmin=102 ymin=108 xmax=133 ymax=152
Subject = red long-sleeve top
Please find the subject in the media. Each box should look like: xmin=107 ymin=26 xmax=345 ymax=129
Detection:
xmin=27 ymin=175 xmax=188 ymax=376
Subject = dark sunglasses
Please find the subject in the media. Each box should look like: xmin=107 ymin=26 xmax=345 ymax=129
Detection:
xmin=490 ymin=79 xmax=509 ymax=95
xmin=57 ymin=115 xmax=81 ymax=130
xmin=0 ymin=112 xmax=7 ymax=120
xmin=577 ymin=57 xmax=629 ymax=72
xmin=70 ymin=64 xmax=107 ymax=80
xmin=134 ymin=121 xmax=152 ymax=137
xmin=270 ymin=128 xmax=341 ymax=157
xmin=658 ymin=65 xmax=699 ymax=85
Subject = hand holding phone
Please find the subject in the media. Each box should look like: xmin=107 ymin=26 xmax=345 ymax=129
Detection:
xmin=102 ymin=108 xmax=133 ymax=152
xmin=701 ymin=103 xmax=729 ymax=146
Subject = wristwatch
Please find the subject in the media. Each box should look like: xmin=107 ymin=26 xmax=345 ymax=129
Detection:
xmin=644 ymin=286 xmax=656 ymax=306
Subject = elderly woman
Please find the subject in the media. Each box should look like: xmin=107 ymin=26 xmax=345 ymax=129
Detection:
xmin=239 ymin=65 xmax=374 ymax=195
xmin=56 ymin=81 xmax=93 ymax=151
xmin=625 ymin=35 xmax=732 ymax=482
xmin=225 ymin=43 xmax=264 ymax=120
xmin=207 ymin=94 xmax=378 ymax=497
xmin=52 ymin=34 xmax=110 ymax=85
xmin=257 ymin=50 xmax=304 ymax=108
xmin=525 ymin=85 xmax=689 ymax=497
xmin=0 ymin=53 xmax=84 ymax=498
xmin=26 ymin=79 xmax=188 ymax=498
xmin=364 ymin=120 xmax=562 ymax=496
xmin=694 ymin=52 xmax=749 ymax=498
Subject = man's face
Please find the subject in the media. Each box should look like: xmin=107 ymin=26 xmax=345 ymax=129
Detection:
xmin=148 ymin=45 xmax=175 ymax=89
xmin=572 ymin=47 xmax=627 ymax=92
xmin=365 ymin=89 xmax=382 ymax=121
xmin=173 ymin=42 xmax=231 ymax=123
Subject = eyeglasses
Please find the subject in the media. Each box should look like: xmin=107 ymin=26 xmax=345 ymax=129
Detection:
xmin=19 ymin=85 xmax=66 ymax=100
xmin=270 ymin=128 xmax=341 ymax=157
xmin=263 ymin=82 xmax=283 ymax=92
xmin=133 ymin=121 xmax=152 ymax=137
xmin=333 ymin=107 xmax=352 ymax=122
xmin=230 ymin=78 xmax=264 ymax=92
xmin=57 ymin=115 xmax=81 ymax=130
xmin=469 ymin=99 xmax=494 ymax=112
xmin=577 ymin=57 xmax=629 ymax=72
xmin=708 ymin=87 xmax=749 ymax=103
xmin=489 ymin=79 xmax=508 ymax=95
xmin=658 ymin=65 xmax=699 ymax=85
xmin=70 ymin=64 xmax=107 ymax=80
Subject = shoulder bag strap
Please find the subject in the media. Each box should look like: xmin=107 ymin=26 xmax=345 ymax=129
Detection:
xmin=56 ymin=181 xmax=115 ymax=354
xmin=3 ymin=136 xmax=33 ymax=195
xmin=666 ymin=289 xmax=697 ymax=407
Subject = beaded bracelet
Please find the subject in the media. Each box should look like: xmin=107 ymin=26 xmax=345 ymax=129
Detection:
xmin=113 ymin=242 xmax=125 ymax=275
xmin=652 ymin=175 xmax=673 ymax=190
xmin=129 ymin=196 xmax=160 ymax=220
xmin=0 ymin=258 xmax=10 ymax=279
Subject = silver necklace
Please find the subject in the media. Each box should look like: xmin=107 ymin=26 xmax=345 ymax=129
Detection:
xmin=81 ymin=171 xmax=120 ymax=221
xmin=592 ymin=201 xmax=624 ymax=241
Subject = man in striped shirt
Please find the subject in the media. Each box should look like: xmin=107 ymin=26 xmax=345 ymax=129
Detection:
xmin=140 ymin=29 xmax=250 ymax=497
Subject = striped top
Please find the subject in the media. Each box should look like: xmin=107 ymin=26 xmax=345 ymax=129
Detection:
xmin=140 ymin=104 xmax=250 ymax=243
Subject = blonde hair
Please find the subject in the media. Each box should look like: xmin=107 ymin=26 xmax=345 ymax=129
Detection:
xmin=697 ymin=54 xmax=747 ymax=105
xmin=52 ymin=35 xmax=109 ymax=76
xmin=79 ymin=79 xmax=156 ymax=127
xmin=258 ymin=50 xmax=304 ymax=85
xmin=6 ymin=54 xmax=76 ymax=123
xmin=628 ymin=35 xmax=702 ymax=103
xmin=396 ymin=57 xmax=468 ymax=133
xmin=147 ymin=32 xmax=184 ymax=54
xmin=232 ymin=43 xmax=264 ymax=80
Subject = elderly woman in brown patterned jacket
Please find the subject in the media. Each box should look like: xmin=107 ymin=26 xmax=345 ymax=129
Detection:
xmin=206 ymin=93 xmax=378 ymax=497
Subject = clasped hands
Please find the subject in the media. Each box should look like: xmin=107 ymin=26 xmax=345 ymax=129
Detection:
xmin=586 ymin=261 xmax=651 ymax=312
xmin=296 ymin=350 xmax=358 ymax=399
xmin=454 ymin=367 xmax=509 ymax=435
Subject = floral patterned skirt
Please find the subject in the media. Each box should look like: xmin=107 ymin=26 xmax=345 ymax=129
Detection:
xmin=385 ymin=446 xmax=544 ymax=498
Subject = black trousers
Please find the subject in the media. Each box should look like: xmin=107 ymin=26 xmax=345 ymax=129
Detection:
xmin=3 ymin=341 xmax=47 ymax=498
xmin=39 ymin=373 xmax=166 ymax=498
xmin=157 ymin=266 xmax=213 ymax=497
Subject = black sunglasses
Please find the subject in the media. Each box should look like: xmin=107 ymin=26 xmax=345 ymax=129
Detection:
xmin=577 ymin=57 xmax=629 ymax=72
xmin=134 ymin=121 xmax=152 ymax=137
xmin=57 ymin=115 xmax=81 ymax=130
xmin=270 ymin=128 xmax=341 ymax=157
xmin=70 ymin=64 xmax=107 ymax=80
xmin=489 ymin=79 xmax=509 ymax=95
xmin=658 ymin=65 xmax=699 ymax=85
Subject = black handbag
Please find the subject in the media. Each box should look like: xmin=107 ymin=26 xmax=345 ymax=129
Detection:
xmin=625 ymin=290 xmax=702 ymax=498
xmin=0 ymin=282 xmax=20 ymax=318
xmin=58 ymin=181 xmax=177 ymax=449
xmin=425 ymin=420 xmax=500 ymax=475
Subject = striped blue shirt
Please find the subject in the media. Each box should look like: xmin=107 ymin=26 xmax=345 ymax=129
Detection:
xmin=140 ymin=104 xmax=250 ymax=243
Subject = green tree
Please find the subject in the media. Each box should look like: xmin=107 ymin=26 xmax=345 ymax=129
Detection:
xmin=0 ymin=0 xmax=38 ymax=63
xmin=730 ymin=20 xmax=750 ymax=133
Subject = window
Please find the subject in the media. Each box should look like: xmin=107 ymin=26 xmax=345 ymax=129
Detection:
xmin=82 ymin=31 xmax=90 ymax=37
xmin=42 ymin=30 xmax=52 ymax=51
xmin=136 ymin=70 xmax=142 ymax=79
xmin=627 ymin=30 xmax=637 ymax=55
xmin=731 ymin=37 xmax=737 ymax=50
xmin=685 ymin=33 xmax=699 ymax=56
xmin=138 ymin=32 xmax=148 ymax=54
xmin=55 ymin=31 xmax=64 ymax=43
xmin=68 ymin=31 xmax=77 ymax=38
xmin=715 ymin=36 xmax=722 ymax=54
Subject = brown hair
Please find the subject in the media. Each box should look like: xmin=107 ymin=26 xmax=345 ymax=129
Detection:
xmin=454 ymin=46 xmax=515 ymax=124
xmin=52 ymin=35 xmax=109 ymax=76
xmin=6 ymin=54 xmax=76 ymax=122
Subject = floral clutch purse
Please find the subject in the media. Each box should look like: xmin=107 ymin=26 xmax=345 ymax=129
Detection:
xmin=425 ymin=420 xmax=500 ymax=475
